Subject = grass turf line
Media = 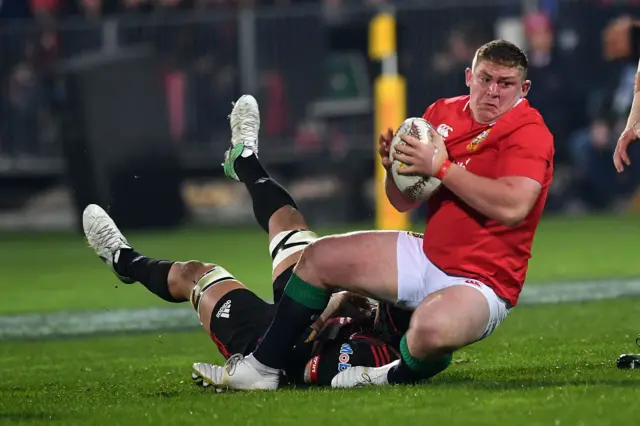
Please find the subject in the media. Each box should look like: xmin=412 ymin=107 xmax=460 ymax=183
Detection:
xmin=3 ymin=278 xmax=640 ymax=340
xmin=2 ymin=214 xmax=640 ymax=315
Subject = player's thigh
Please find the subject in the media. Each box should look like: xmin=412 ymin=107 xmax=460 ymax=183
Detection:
xmin=407 ymin=285 xmax=491 ymax=355
xmin=201 ymin=286 xmax=275 ymax=359
xmin=298 ymin=230 xmax=401 ymax=302
xmin=196 ymin=280 xmax=247 ymax=336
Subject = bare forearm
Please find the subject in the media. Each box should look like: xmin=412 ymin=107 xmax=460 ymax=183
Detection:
xmin=385 ymin=172 xmax=418 ymax=212
xmin=625 ymin=66 xmax=640 ymax=130
xmin=442 ymin=165 xmax=527 ymax=226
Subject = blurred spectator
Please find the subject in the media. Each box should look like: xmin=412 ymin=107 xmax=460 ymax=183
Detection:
xmin=568 ymin=118 xmax=619 ymax=209
xmin=522 ymin=11 xmax=586 ymax=164
xmin=4 ymin=59 xmax=42 ymax=155
xmin=79 ymin=0 xmax=102 ymax=20
xmin=567 ymin=14 xmax=640 ymax=209
xmin=30 ymin=0 xmax=60 ymax=25
xmin=603 ymin=15 xmax=640 ymax=62
xmin=428 ymin=22 xmax=487 ymax=101
xmin=0 ymin=0 xmax=638 ymax=217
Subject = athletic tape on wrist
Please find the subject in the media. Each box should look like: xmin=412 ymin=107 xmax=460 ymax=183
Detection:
xmin=435 ymin=159 xmax=452 ymax=180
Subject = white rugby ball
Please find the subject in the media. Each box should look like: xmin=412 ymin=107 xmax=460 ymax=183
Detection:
xmin=389 ymin=118 xmax=442 ymax=201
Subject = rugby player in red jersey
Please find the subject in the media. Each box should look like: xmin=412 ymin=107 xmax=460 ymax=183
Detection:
xmin=196 ymin=39 xmax=554 ymax=391
xmin=83 ymin=95 xmax=423 ymax=388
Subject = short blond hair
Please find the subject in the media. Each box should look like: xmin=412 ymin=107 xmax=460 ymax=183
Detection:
xmin=472 ymin=39 xmax=529 ymax=79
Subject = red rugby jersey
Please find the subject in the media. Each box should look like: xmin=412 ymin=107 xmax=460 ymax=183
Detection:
xmin=421 ymin=95 xmax=554 ymax=306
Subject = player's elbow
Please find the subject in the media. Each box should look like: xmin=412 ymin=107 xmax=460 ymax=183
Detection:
xmin=494 ymin=178 xmax=541 ymax=226
xmin=392 ymin=199 xmax=416 ymax=213
xmin=496 ymin=206 xmax=528 ymax=227
xmin=388 ymin=193 xmax=419 ymax=212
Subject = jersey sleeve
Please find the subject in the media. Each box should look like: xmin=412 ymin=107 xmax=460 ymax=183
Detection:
xmin=421 ymin=99 xmax=440 ymax=122
xmin=496 ymin=123 xmax=554 ymax=184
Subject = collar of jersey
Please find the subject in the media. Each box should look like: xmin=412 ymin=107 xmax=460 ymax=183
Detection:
xmin=463 ymin=97 xmax=525 ymax=127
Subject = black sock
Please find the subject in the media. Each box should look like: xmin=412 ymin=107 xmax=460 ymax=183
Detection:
xmin=387 ymin=335 xmax=452 ymax=384
xmin=253 ymin=272 xmax=329 ymax=370
xmin=234 ymin=153 xmax=297 ymax=233
xmin=115 ymin=249 xmax=179 ymax=303
xmin=271 ymin=264 xmax=294 ymax=304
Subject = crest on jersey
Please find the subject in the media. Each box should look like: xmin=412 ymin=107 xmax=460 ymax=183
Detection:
xmin=467 ymin=128 xmax=492 ymax=151
xmin=437 ymin=124 xmax=453 ymax=138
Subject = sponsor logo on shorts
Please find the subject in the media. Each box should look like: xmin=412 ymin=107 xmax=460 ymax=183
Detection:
xmin=464 ymin=279 xmax=482 ymax=288
xmin=216 ymin=300 xmax=231 ymax=319
xmin=338 ymin=343 xmax=354 ymax=372
xmin=407 ymin=231 xmax=424 ymax=239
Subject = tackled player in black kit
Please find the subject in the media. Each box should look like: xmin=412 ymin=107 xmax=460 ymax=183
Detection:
xmin=82 ymin=95 xmax=451 ymax=387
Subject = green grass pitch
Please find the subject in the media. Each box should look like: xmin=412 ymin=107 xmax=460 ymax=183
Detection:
xmin=2 ymin=214 xmax=640 ymax=425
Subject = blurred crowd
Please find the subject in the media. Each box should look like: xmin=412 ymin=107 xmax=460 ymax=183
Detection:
xmin=1 ymin=0 xmax=640 ymax=211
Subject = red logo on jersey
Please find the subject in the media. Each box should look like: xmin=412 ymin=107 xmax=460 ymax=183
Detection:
xmin=467 ymin=128 xmax=492 ymax=151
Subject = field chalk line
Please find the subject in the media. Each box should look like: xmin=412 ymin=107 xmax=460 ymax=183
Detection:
xmin=2 ymin=278 xmax=640 ymax=340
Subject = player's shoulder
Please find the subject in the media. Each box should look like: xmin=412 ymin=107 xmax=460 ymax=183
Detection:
xmin=504 ymin=99 xmax=551 ymax=132
xmin=429 ymin=95 xmax=469 ymax=111
xmin=423 ymin=95 xmax=469 ymax=121
xmin=501 ymin=99 xmax=553 ymax=146
xmin=442 ymin=95 xmax=470 ymax=106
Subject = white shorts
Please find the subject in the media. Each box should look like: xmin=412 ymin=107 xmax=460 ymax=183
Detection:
xmin=395 ymin=231 xmax=511 ymax=341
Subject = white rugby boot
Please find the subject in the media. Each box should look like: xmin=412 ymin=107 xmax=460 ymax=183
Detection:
xmin=82 ymin=204 xmax=134 ymax=284
xmin=191 ymin=369 xmax=221 ymax=391
xmin=331 ymin=359 xmax=400 ymax=388
xmin=223 ymin=94 xmax=260 ymax=181
xmin=192 ymin=353 xmax=280 ymax=391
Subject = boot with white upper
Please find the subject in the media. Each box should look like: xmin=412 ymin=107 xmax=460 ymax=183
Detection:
xmin=223 ymin=94 xmax=260 ymax=181
xmin=82 ymin=204 xmax=134 ymax=284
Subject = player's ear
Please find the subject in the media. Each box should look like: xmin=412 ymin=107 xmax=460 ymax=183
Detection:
xmin=521 ymin=79 xmax=531 ymax=97
xmin=465 ymin=67 xmax=472 ymax=87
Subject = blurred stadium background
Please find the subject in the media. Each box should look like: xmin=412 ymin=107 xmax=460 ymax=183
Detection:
xmin=1 ymin=0 xmax=640 ymax=231
xmin=3 ymin=1 xmax=640 ymax=424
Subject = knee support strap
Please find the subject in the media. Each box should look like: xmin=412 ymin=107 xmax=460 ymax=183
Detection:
xmin=269 ymin=229 xmax=318 ymax=272
xmin=190 ymin=265 xmax=235 ymax=313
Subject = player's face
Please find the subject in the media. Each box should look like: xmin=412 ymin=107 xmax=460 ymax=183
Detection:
xmin=465 ymin=60 xmax=531 ymax=124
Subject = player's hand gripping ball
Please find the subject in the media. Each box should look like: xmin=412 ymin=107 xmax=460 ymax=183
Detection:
xmin=389 ymin=118 xmax=443 ymax=201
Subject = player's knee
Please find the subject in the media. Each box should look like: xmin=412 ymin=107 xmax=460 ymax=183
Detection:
xmin=294 ymin=236 xmax=333 ymax=284
xmin=189 ymin=264 xmax=236 ymax=313
xmin=169 ymin=261 xmax=213 ymax=295
xmin=176 ymin=261 xmax=215 ymax=282
xmin=295 ymin=236 xmax=336 ymax=286
xmin=270 ymin=229 xmax=318 ymax=272
xmin=406 ymin=317 xmax=458 ymax=359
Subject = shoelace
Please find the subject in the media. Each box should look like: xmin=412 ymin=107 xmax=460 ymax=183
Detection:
xmin=227 ymin=101 xmax=258 ymax=142
xmin=360 ymin=372 xmax=374 ymax=385
xmin=93 ymin=222 xmax=123 ymax=253
xmin=224 ymin=353 xmax=244 ymax=377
